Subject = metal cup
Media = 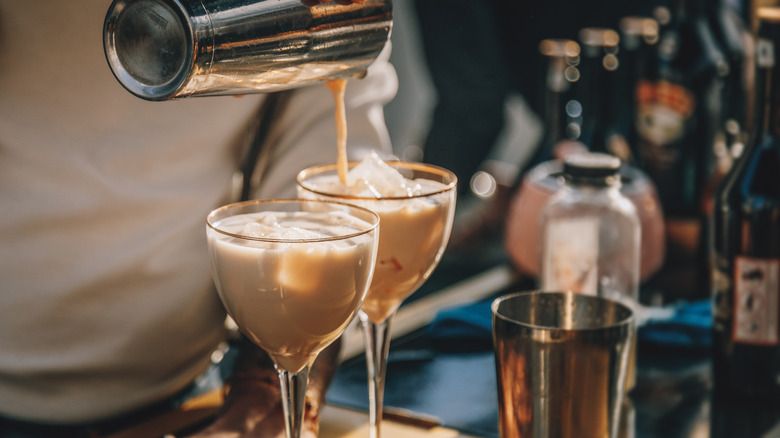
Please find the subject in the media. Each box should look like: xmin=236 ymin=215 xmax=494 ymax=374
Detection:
xmin=103 ymin=0 xmax=393 ymax=100
xmin=491 ymin=291 xmax=634 ymax=438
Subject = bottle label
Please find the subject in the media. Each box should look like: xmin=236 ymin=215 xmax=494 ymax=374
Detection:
xmin=732 ymin=256 xmax=780 ymax=346
xmin=635 ymin=80 xmax=696 ymax=171
xmin=634 ymin=76 xmax=716 ymax=218
xmin=542 ymin=217 xmax=599 ymax=295
xmin=757 ymin=38 xmax=775 ymax=69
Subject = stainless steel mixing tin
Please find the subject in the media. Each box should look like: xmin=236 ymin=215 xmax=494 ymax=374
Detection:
xmin=104 ymin=0 xmax=392 ymax=100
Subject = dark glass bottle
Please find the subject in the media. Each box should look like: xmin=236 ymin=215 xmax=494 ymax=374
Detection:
xmin=711 ymin=6 xmax=780 ymax=400
xmin=576 ymin=27 xmax=622 ymax=157
xmin=634 ymin=0 xmax=729 ymax=298
xmin=709 ymin=0 xmax=750 ymax=161
xmin=522 ymin=39 xmax=584 ymax=172
xmin=615 ymin=16 xmax=660 ymax=164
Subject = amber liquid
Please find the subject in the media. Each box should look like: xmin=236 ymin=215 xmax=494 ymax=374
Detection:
xmin=325 ymin=78 xmax=349 ymax=185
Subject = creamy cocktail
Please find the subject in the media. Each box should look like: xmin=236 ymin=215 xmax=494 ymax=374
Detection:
xmin=206 ymin=200 xmax=379 ymax=438
xmin=297 ymin=153 xmax=457 ymax=438
xmin=297 ymin=154 xmax=456 ymax=322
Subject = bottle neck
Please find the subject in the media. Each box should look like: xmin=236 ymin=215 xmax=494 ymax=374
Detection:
xmin=577 ymin=47 xmax=613 ymax=151
xmin=542 ymin=57 xmax=571 ymax=146
xmin=756 ymin=32 xmax=780 ymax=141
xmin=577 ymin=29 xmax=619 ymax=151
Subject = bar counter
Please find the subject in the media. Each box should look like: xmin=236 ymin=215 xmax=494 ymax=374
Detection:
xmin=106 ymin=224 xmax=780 ymax=438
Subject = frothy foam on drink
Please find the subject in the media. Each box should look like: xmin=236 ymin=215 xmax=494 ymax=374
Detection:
xmin=215 ymin=211 xmax=368 ymax=243
xmin=308 ymin=151 xmax=447 ymax=199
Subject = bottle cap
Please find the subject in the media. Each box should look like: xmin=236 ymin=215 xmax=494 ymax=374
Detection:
xmin=619 ymin=16 xmax=659 ymax=47
xmin=579 ymin=28 xmax=619 ymax=69
xmin=539 ymin=39 xmax=581 ymax=58
xmin=579 ymin=28 xmax=620 ymax=49
xmin=563 ymin=153 xmax=621 ymax=182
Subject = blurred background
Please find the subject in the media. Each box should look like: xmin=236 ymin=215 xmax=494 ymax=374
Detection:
xmin=381 ymin=0 xmax=762 ymax=303
xmin=332 ymin=1 xmax=780 ymax=436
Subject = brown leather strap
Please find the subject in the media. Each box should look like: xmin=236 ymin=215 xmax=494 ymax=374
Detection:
xmin=238 ymin=90 xmax=293 ymax=201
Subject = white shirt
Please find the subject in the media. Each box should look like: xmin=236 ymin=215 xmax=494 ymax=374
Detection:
xmin=0 ymin=1 xmax=396 ymax=423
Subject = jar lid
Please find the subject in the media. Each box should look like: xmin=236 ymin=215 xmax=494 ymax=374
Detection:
xmin=563 ymin=153 xmax=621 ymax=181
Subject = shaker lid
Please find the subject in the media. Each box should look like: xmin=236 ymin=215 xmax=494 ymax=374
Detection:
xmin=563 ymin=153 xmax=621 ymax=181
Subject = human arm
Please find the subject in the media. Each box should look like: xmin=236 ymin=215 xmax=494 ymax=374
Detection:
xmin=185 ymin=337 xmax=341 ymax=438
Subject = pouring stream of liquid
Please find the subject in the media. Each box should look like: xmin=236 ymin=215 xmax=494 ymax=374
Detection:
xmin=325 ymin=79 xmax=349 ymax=185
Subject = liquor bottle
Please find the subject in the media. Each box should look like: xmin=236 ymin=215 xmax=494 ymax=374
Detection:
xmin=711 ymin=7 xmax=780 ymax=400
xmin=702 ymin=0 xmax=753 ymax=239
xmin=520 ymin=39 xmax=584 ymax=174
xmin=709 ymin=0 xmax=751 ymax=177
xmin=634 ymin=0 xmax=729 ymax=298
xmin=614 ymin=16 xmax=660 ymax=165
xmin=710 ymin=0 xmax=750 ymax=135
xmin=618 ymin=16 xmax=661 ymax=94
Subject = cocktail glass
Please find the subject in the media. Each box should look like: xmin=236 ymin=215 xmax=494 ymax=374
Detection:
xmin=206 ymin=199 xmax=380 ymax=438
xmin=297 ymin=162 xmax=457 ymax=438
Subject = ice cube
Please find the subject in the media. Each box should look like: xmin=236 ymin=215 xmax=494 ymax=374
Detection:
xmin=240 ymin=221 xmax=276 ymax=238
xmin=308 ymin=177 xmax=351 ymax=196
xmin=347 ymin=151 xmax=418 ymax=197
xmin=239 ymin=213 xmax=323 ymax=240
xmin=414 ymin=178 xmax=447 ymax=195
xmin=279 ymin=226 xmax=327 ymax=240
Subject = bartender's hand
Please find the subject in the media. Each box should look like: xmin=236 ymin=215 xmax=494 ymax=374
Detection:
xmin=184 ymin=339 xmax=341 ymax=438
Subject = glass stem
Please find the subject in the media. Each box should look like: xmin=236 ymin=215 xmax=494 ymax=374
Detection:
xmin=361 ymin=312 xmax=394 ymax=438
xmin=277 ymin=364 xmax=310 ymax=438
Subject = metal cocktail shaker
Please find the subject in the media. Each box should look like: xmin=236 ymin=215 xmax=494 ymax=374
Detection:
xmin=103 ymin=0 xmax=393 ymax=100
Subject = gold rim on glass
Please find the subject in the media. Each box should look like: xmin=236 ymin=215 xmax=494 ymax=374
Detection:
xmin=491 ymin=290 xmax=635 ymax=332
xmin=206 ymin=199 xmax=380 ymax=243
xmin=296 ymin=161 xmax=458 ymax=201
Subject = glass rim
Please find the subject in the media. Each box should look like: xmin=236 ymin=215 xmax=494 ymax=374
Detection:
xmin=206 ymin=199 xmax=380 ymax=243
xmin=491 ymin=290 xmax=634 ymax=331
xmin=296 ymin=161 xmax=458 ymax=201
